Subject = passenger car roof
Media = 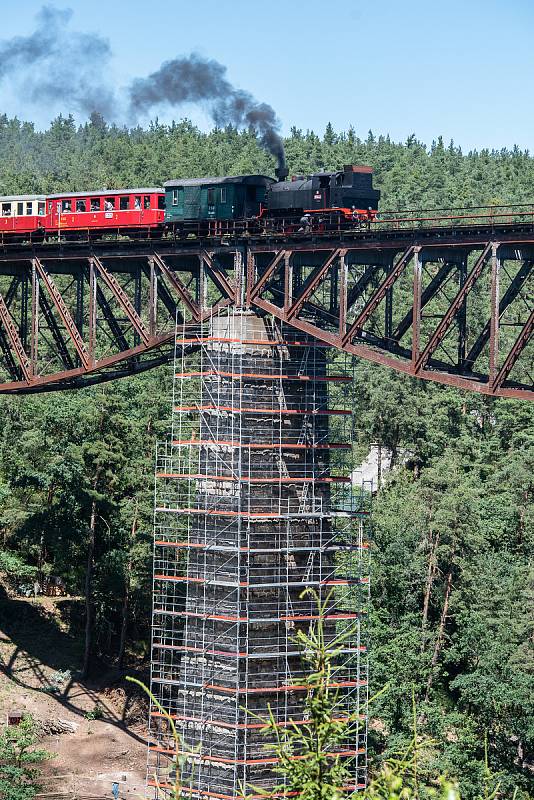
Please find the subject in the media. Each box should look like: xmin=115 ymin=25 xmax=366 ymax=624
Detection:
xmin=0 ymin=195 xmax=46 ymax=202
xmin=47 ymin=188 xmax=163 ymax=199
xmin=164 ymin=176 xmax=274 ymax=187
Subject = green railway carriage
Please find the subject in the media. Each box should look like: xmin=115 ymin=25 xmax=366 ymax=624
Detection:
xmin=163 ymin=175 xmax=274 ymax=223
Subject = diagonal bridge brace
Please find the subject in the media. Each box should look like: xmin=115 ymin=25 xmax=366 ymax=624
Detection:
xmin=492 ymin=308 xmax=534 ymax=391
xmin=342 ymin=246 xmax=416 ymax=347
xmin=0 ymin=292 xmax=32 ymax=382
xmin=393 ymin=260 xmax=459 ymax=342
xmin=0 ymin=277 xmax=25 ymax=380
xmin=91 ymin=256 xmax=151 ymax=346
xmin=415 ymin=243 xmax=493 ymax=373
xmin=38 ymin=291 xmax=76 ymax=370
xmin=151 ymin=253 xmax=200 ymax=320
xmin=286 ymin=249 xmax=346 ymax=321
xmin=464 ymin=258 xmax=533 ymax=369
xmin=201 ymin=250 xmax=237 ymax=304
xmin=33 ymin=258 xmax=90 ymax=369
xmin=249 ymin=250 xmax=287 ymax=303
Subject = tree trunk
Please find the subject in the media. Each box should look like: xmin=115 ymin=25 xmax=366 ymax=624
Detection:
xmin=424 ymin=567 xmax=453 ymax=702
xmin=421 ymin=529 xmax=439 ymax=653
xmin=117 ymin=502 xmax=138 ymax=669
xmin=82 ymin=498 xmax=97 ymax=680
xmin=117 ymin=575 xmax=129 ymax=670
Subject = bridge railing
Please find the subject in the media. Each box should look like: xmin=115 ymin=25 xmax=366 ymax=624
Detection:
xmin=374 ymin=203 xmax=534 ymax=230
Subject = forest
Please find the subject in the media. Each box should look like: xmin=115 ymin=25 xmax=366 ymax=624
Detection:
xmin=0 ymin=115 xmax=532 ymax=798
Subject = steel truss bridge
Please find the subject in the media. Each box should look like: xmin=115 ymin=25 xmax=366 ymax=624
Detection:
xmin=0 ymin=214 xmax=532 ymax=398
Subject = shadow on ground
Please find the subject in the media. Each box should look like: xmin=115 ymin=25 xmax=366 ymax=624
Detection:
xmin=0 ymin=583 xmax=146 ymax=744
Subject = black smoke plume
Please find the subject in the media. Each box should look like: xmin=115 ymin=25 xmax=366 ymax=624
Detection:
xmin=128 ymin=54 xmax=286 ymax=169
xmin=0 ymin=9 xmax=286 ymax=169
xmin=0 ymin=5 xmax=115 ymax=118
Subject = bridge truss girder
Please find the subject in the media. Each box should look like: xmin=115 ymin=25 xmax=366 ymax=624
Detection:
xmin=0 ymin=235 xmax=530 ymax=398
xmin=248 ymin=240 xmax=533 ymax=400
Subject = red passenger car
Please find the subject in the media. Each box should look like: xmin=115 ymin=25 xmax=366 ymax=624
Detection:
xmin=0 ymin=195 xmax=47 ymax=235
xmin=46 ymin=188 xmax=165 ymax=235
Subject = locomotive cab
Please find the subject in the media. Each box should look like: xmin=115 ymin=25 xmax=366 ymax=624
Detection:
xmin=266 ymin=165 xmax=380 ymax=219
xmin=310 ymin=174 xmax=332 ymax=209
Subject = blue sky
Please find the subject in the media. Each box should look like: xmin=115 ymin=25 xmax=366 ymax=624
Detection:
xmin=1 ymin=0 xmax=533 ymax=152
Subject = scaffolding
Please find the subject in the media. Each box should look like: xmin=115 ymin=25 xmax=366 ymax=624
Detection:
xmin=147 ymin=307 xmax=371 ymax=799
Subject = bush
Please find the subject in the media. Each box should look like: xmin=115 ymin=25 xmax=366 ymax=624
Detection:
xmin=0 ymin=551 xmax=37 ymax=589
xmin=84 ymin=705 xmax=104 ymax=720
xmin=0 ymin=715 xmax=53 ymax=800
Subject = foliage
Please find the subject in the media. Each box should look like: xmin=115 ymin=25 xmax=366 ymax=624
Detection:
xmin=0 ymin=550 xmax=37 ymax=587
xmin=250 ymin=597 xmax=525 ymax=800
xmin=0 ymin=716 xmax=53 ymax=800
xmin=84 ymin=705 xmax=104 ymax=720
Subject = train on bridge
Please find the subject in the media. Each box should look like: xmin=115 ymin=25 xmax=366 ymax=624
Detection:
xmin=0 ymin=165 xmax=380 ymax=242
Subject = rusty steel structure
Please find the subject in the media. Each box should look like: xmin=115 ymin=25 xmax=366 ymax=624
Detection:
xmin=0 ymin=213 xmax=531 ymax=398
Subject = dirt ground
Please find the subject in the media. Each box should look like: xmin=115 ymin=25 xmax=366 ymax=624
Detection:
xmin=0 ymin=589 xmax=148 ymax=799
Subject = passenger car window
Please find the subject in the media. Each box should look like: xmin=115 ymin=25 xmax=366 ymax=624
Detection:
xmin=17 ymin=203 xmax=24 ymax=216
xmin=207 ymin=188 xmax=215 ymax=205
xmin=2 ymin=203 xmax=12 ymax=216
xmin=76 ymin=200 xmax=87 ymax=212
xmin=90 ymin=198 xmax=100 ymax=211
xmin=62 ymin=200 xmax=72 ymax=212
xmin=38 ymin=202 xmax=45 ymax=216
xmin=144 ymin=196 xmax=151 ymax=209
xmin=26 ymin=202 xmax=33 ymax=215
xmin=158 ymin=195 xmax=165 ymax=210
xmin=120 ymin=197 xmax=130 ymax=210
xmin=134 ymin=196 xmax=142 ymax=210
xmin=220 ymin=188 xmax=227 ymax=203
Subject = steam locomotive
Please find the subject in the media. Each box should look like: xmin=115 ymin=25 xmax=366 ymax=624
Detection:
xmin=0 ymin=165 xmax=380 ymax=241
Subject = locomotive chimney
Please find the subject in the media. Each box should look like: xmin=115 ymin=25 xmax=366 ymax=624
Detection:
xmin=275 ymin=165 xmax=289 ymax=182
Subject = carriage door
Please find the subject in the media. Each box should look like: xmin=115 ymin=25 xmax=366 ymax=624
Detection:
xmin=171 ymin=188 xmax=184 ymax=218
xmin=205 ymin=186 xmax=216 ymax=218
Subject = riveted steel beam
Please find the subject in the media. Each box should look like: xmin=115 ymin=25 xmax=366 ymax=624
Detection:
xmin=33 ymin=258 xmax=90 ymax=369
xmin=342 ymin=246 xmax=416 ymax=346
xmin=91 ymin=256 xmax=151 ymax=345
xmin=414 ymin=243 xmax=493 ymax=373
